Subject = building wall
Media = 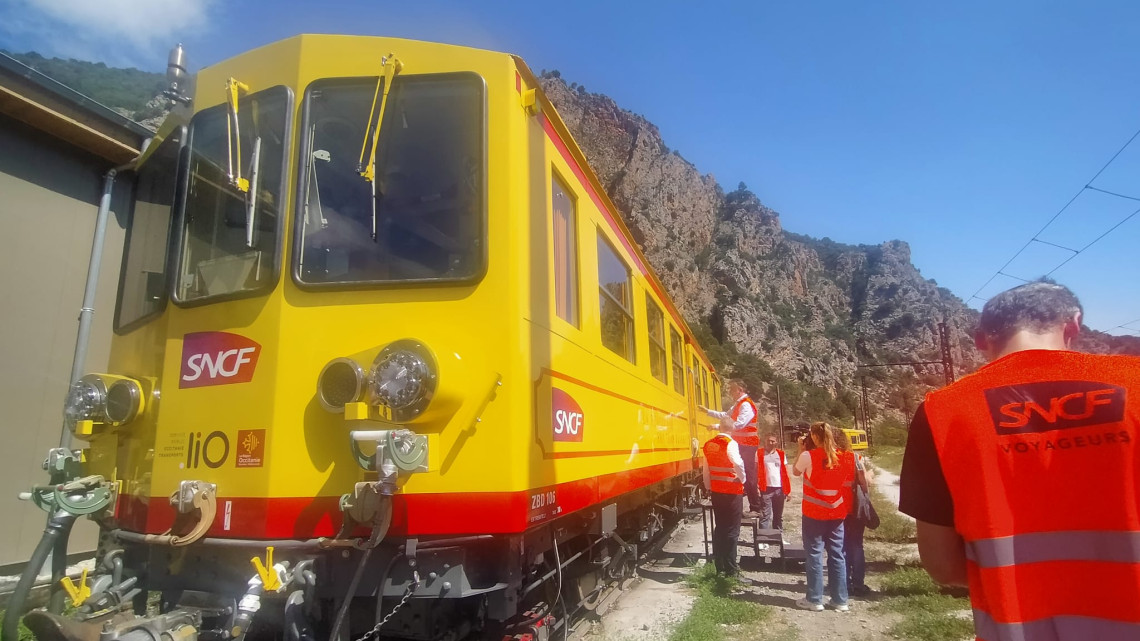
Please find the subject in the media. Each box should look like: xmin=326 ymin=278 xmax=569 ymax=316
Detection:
xmin=0 ymin=113 xmax=130 ymax=567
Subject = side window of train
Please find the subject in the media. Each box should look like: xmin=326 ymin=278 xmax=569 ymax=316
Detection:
xmin=669 ymin=327 xmax=685 ymax=395
xmin=597 ymin=232 xmax=634 ymax=362
xmin=645 ymin=294 xmax=667 ymax=384
xmin=701 ymin=368 xmax=710 ymax=407
xmin=551 ymin=174 xmax=578 ymax=326
xmin=692 ymin=355 xmax=703 ymax=402
xmin=116 ymin=127 xmax=185 ymax=332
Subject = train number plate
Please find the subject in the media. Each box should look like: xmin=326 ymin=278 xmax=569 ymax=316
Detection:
xmin=527 ymin=488 xmax=561 ymax=524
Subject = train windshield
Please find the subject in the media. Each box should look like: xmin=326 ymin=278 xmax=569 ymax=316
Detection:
xmin=175 ymin=86 xmax=290 ymax=303
xmin=295 ymin=73 xmax=485 ymax=285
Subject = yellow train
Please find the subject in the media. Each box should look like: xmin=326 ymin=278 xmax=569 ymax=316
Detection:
xmin=8 ymin=35 xmax=724 ymax=641
xmin=843 ymin=428 xmax=869 ymax=451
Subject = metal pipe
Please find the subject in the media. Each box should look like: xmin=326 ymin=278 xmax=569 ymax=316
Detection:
xmin=110 ymin=530 xmax=323 ymax=549
xmin=60 ymin=166 xmax=128 ymax=449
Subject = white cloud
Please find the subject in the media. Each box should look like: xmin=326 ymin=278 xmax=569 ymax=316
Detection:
xmin=1 ymin=0 xmax=215 ymax=66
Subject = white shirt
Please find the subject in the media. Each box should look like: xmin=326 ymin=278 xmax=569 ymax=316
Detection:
xmin=705 ymin=394 xmax=755 ymax=432
xmin=702 ymin=437 xmax=747 ymax=491
xmin=763 ymin=448 xmax=784 ymax=487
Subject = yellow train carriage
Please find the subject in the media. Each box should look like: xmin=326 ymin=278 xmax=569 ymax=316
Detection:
xmin=843 ymin=428 xmax=869 ymax=451
xmin=15 ymin=35 xmax=723 ymax=641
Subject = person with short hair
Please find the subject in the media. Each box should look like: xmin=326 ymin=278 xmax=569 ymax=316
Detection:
xmin=702 ymin=420 xmax=747 ymax=576
xmin=701 ymin=379 xmax=762 ymax=515
xmin=793 ymin=422 xmax=855 ymax=612
xmin=758 ymin=431 xmax=790 ymax=530
xmin=900 ymin=280 xmax=1140 ymax=640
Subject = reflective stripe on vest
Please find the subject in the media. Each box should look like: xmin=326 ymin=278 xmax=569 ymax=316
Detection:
xmin=730 ymin=397 xmax=760 ymax=447
xmin=965 ymin=530 xmax=1140 ymax=568
xmin=924 ymin=350 xmax=1140 ymax=636
xmin=974 ymin=609 xmax=1140 ymax=641
xmin=801 ymin=448 xmax=852 ymax=520
xmin=704 ymin=435 xmax=743 ymax=495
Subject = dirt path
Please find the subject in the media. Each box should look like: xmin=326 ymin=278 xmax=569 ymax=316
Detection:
xmin=587 ymin=471 xmax=910 ymax=641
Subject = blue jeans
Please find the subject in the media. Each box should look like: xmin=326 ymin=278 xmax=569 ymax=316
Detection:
xmin=802 ymin=515 xmax=848 ymax=606
xmin=844 ymin=514 xmax=866 ymax=590
xmin=740 ymin=445 xmax=761 ymax=512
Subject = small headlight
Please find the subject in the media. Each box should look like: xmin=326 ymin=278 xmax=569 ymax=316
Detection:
xmin=106 ymin=379 xmax=143 ymax=424
xmin=369 ymin=340 xmax=437 ymax=422
xmin=317 ymin=358 xmax=366 ymax=412
xmin=64 ymin=375 xmax=106 ymax=429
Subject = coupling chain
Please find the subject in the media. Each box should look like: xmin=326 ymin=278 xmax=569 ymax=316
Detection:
xmin=354 ymin=571 xmax=420 ymax=641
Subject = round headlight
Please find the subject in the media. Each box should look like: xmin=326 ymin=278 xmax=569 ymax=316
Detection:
xmin=106 ymin=379 xmax=143 ymax=424
xmin=317 ymin=358 xmax=366 ymax=412
xmin=64 ymin=376 xmax=106 ymax=429
xmin=369 ymin=340 xmax=437 ymax=422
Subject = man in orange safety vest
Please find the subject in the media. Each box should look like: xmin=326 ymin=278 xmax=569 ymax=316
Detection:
xmin=701 ymin=379 xmax=761 ymax=515
xmin=702 ymin=422 xmax=746 ymax=576
xmin=899 ymin=280 xmax=1140 ymax=641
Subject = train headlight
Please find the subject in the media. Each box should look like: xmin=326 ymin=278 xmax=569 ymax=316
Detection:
xmin=105 ymin=378 xmax=143 ymax=425
xmin=368 ymin=340 xmax=437 ymax=422
xmin=317 ymin=358 xmax=367 ymax=412
xmin=64 ymin=375 xmax=106 ymax=429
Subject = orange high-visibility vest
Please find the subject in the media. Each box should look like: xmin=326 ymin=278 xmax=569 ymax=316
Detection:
xmin=801 ymin=448 xmax=854 ymax=520
xmin=704 ymin=434 xmax=743 ymax=495
xmin=730 ymin=396 xmax=760 ymax=446
xmin=925 ymin=349 xmax=1140 ymax=641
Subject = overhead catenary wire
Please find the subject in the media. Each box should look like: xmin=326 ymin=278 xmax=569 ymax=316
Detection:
xmin=969 ymin=123 xmax=1140 ymax=302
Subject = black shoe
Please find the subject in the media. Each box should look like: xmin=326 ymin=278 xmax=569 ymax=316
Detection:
xmin=851 ymin=585 xmax=874 ymax=597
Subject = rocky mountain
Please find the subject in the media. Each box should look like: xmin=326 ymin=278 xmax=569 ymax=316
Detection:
xmin=539 ymin=74 xmax=1140 ymax=426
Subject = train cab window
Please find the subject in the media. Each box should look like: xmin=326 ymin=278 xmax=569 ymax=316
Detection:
xmin=176 ymin=86 xmax=289 ymax=303
xmin=295 ymin=74 xmax=485 ymax=286
xmin=597 ymin=233 xmax=634 ymax=362
xmin=670 ymin=328 xmax=685 ymax=394
xmin=645 ymin=294 xmax=667 ymax=383
xmin=116 ymin=128 xmax=183 ymax=331
xmin=552 ymin=175 xmax=578 ymax=325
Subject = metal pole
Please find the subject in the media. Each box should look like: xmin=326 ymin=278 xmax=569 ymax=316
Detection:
xmin=775 ymin=385 xmax=785 ymax=450
xmin=61 ymin=169 xmax=119 ymax=449
xmin=861 ymin=377 xmax=872 ymax=448
xmin=939 ymin=321 xmax=955 ymax=385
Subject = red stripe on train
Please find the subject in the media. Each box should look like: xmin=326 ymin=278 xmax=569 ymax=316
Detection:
xmin=116 ymin=459 xmax=695 ymax=539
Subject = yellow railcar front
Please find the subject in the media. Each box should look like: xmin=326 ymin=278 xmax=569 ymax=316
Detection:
xmin=19 ymin=35 xmax=720 ymax=641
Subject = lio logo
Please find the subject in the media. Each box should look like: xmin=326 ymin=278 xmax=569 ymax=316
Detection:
xmin=180 ymin=332 xmax=261 ymax=388
xmin=185 ymin=431 xmax=230 ymax=469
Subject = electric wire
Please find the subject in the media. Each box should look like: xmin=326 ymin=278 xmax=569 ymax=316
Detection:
xmin=969 ymin=124 xmax=1140 ymax=302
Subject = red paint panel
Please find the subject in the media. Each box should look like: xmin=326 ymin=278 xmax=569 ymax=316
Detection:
xmin=121 ymin=460 xmax=693 ymax=539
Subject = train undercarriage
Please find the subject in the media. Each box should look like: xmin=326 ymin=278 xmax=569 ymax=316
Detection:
xmin=14 ymin=471 xmax=701 ymax=641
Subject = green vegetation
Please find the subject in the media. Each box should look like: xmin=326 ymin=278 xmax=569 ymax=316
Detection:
xmin=870 ymin=416 xmax=909 ymax=448
xmin=0 ymin=610 xmax=35 ymax=641
xmin=3 ymin=50 xmax=166 ymax=121
xmin=669 ymin=563 xmax=771 ymax=641
xmin=867 ymin=444 xmax=904 ymax=475
xmin=874 ymin=568 xmax=973 ymax=641
xmin=866 ymin=485 xmax=915 ymax=544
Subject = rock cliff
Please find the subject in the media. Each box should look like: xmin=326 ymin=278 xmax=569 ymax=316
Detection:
xmin=539 ymin=75 xmax=1139 ymax=425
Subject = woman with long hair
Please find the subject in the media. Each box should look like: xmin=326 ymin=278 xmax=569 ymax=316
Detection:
xmin=832 ymin=427 xmax=872 ymax=597
xmin=792 ymin=422 xmax=856 ymax=611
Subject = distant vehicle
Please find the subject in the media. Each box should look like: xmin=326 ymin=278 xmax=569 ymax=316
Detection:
xmin=844 ymin=428 xmax=869 ymax=450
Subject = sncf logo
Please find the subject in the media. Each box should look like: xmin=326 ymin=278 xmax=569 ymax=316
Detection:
xmin=985 ymin=381 xmax=1126 ymax=435
xmin=552 ymin=388 xmax=584 ymax=443
xmin=180 ymin=332 xmax=261 ymax=389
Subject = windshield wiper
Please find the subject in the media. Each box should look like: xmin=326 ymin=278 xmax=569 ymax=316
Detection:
xmin=245 ymin=136 xmax=262 ymax=248
xmin=225 ymin=77 xmax=251 ymax=193
xmin=355 ymin=54 xmax=403 ymax=242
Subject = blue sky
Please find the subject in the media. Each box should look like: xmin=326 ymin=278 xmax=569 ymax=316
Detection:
xmin=3 ymin=0 xmax=1138 ymax=335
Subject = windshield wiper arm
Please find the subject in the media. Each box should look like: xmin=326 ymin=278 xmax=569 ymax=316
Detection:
xmin=245 ymin=136 xmax=262 ymax=248
xmin=355 ymin=54 xmax=403 ymax=242
xmin=225 ymin=77 xmax=251 ymax=193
